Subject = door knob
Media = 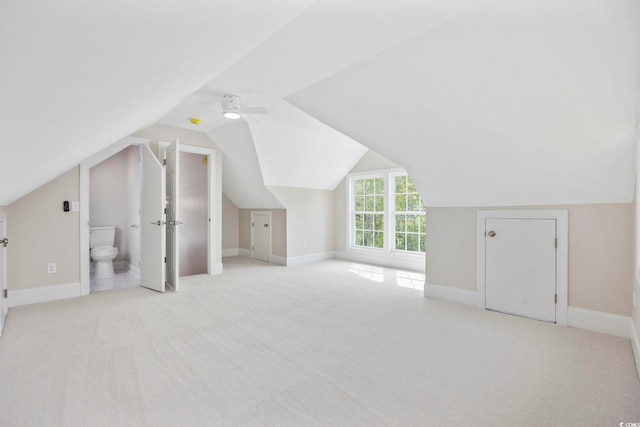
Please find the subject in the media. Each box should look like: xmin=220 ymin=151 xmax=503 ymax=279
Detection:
xmin=487 ymin=231 xmax=496 ymax=237
xmin=150 ymin=220 xmax=165 ymax=226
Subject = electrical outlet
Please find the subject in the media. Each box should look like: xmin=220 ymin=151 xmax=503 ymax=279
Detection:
xmin=47 ymin=263 xmax=56 ymax=274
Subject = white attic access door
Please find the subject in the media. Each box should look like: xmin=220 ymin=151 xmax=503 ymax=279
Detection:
xmin=476 ymin=210 xmax=568 ymax=326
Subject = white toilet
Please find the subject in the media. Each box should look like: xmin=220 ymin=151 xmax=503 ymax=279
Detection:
xmin=90 ymin=226 xmax=119 ymax=278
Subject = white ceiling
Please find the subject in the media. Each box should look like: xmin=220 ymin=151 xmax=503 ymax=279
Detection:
xmin=1 ymin=0 xmax=638 ymax=207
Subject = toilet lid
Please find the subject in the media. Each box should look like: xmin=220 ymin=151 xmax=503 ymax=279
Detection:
xmin=91 ymin=246 xmax=118 ymax=256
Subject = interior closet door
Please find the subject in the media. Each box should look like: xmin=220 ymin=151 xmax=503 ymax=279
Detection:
xmin=485 ymin=218 xmax=556 ymax=322
xmin=140 ymin=144 xmax=166 ymax=293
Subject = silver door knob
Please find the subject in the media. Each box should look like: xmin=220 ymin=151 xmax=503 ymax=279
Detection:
xmin=150 ymin=220 xmax=165 ymax=226
xmin=487 ymin=231 xmax=496 ymax=237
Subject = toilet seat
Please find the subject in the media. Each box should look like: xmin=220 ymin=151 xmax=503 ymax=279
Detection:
xmin=91 ymin=246 xmax=118 ymax=257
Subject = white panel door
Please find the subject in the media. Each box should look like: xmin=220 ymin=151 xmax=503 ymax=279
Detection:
xmin=140 ymin=144 xmax=166 ymax=293
xmin=0 ymin=213 xmax=7 ymax=335
xmin=165 ymin=139 xmax=180 ymax=291
xmin=252 ymin=212 xmax=271 ymax=263
xmin=485 ymin=218 xmax=556 ymax=322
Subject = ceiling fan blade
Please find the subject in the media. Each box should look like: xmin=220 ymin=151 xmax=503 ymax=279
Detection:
xmin=237 ymin=107 xmax=269 ymax=115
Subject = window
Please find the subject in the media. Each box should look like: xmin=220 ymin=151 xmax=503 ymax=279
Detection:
xmin=353 ymin=176 xmax=384 ymax=249
xmin=393 ymin=174 xmax=426 ymax=253
xmin=349 ymin=170 xmax=426 ymax=256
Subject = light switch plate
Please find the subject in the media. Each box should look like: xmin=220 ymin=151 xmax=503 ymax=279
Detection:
xmin=71 ymin=201 xmax=80 ymax=212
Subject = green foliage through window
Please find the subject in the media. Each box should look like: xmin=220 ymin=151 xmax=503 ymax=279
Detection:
xmin=394 ymin=175 xmax=426 ymax=253
xmin=353 ymin=177 xmax=384 ymax=249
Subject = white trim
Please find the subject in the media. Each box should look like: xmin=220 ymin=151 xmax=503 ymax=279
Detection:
xmin=8 ymin=282 xmax=82 ymax=307
xmin=631 ymin=320 xmax=640 ymax=380
xmin=250 ymin=211 xmax=272 ymax=262
xmin=211 ymin=263 xmax=223 ymax=275
xmin=424 ymin=283 xmax=477 ymax=307
xmin=476 ymin=209 xmax=568 ymax=326
xmin=270 ymin=255 xmax=287 ymax=266
xmin=286 ymin=251 xmax=335 ymax=267
xmin=0 ymin=213 xmax=7 ymax=336
xmin=239 ymin=248 xmax=252 ymax=258
xmin=567 ymin=306 xmax=633 ymax=338
xmin=335 ymin=250 xmax=424 ymax=272
xmin=222 ymin=248 xmax=240 ymax=258
xmin=126 ymin=262 xmax=140 ymax=281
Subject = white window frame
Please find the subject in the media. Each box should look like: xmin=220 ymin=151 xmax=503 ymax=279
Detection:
xmin=346 ymin=168 xmax=425 ymax=272
xmin=389 ymin=171 xmax=426 ymax=254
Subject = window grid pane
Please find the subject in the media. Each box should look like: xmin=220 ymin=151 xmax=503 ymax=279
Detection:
xmin=394 ymin=175 xmax=426 ymax=253
xmin=353 ymin=177 xmax=384 ymax=249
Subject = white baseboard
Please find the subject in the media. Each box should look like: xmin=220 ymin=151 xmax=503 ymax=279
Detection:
xmin=211 ymin=263 xmax=223 ymax=275
xmin=567 ymin=306 xmax=633 ymax=338
xmin=286 ymin=251 xmax=335 ymax=267
xmin=334 ymin=250 xmax=424 ymax=272
xmin=126 ymin=263 xmax=140 ymax=280
xmin=239 ymin=248 xmax=252 ymax=258
xmin=631 ymin=320 xmax=640 ymax=380
xmin=8 ymin=282 xmax=82 ymax=307
xmin=222 ymin=248 xmax=239 ymax=258
xmin=424 ymin=282 xmax=477 ymax=307
xmin=271 ymin=255 xmax=287 ymax=266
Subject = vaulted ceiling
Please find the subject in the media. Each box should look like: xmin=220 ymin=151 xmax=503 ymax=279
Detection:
xmin=1 ymin=0 xmax=638 ymax=207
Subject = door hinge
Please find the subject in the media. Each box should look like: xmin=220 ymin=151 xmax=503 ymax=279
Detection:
xmin=554 ymin=294 xmax=557 ymax=304
xmin=163 ymin=159 xmax=166 ymax=166
xmin=252 ymin=245 xmax=254 ymax=251
xmin=0 ymin=238 xmax=7 ymax=247
xmin=252 ymin=222 xmax=254 ymax=227
xmin=164 ymin=208 xmax=167 ymax=214
xmin=3 ymin=289 xmax=7 ymax=299
xmin=164 ymin=257 xmax=167 ymax=263
xmin=554 ymin=238 xmax=557 ymax=248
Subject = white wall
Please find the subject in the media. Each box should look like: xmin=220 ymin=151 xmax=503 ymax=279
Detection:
xmin=268 ymin=186 xmax=333 ymax=259
xmin=6 ymin=167 xmax=80 ymax=290
xmin=222 ymin=194 xmax=239 ymax=251
xmin=179 ymin=152 xmax=208 ymax=276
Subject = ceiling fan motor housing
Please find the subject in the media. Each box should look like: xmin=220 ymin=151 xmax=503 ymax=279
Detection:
xmin=222 ymin=94 xmax=241 ymax=112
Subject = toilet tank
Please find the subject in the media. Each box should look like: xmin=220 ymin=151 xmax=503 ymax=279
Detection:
xmin=90 ymin=226 xmax=115 ymax=248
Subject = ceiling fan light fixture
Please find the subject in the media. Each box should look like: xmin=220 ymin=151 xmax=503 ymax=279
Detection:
xmin=223 ymin=111 xmax=241 ymax=120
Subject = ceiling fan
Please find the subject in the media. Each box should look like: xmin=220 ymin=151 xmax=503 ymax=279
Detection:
xmin=220 ymin=94 xmax=268 ymax=120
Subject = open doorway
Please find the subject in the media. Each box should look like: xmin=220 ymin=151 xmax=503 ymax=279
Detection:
xmin=88 ymin=145 xmax=141 ymax=293
xmin=179 ymin=152 xmax=208 ymax=276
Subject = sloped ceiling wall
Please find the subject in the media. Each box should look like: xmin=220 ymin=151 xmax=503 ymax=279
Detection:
xmin=0 ymin=0 xmax=315 ymax=205
xmin=1 ymin=0 xmax=638 ymax=208
xmin=287 ymin=0 xmax=640 ymax=206
xmin=207 ymin=121 xmax=283 ymax=209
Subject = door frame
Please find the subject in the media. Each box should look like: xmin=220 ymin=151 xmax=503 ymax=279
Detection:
xmin=158 ymin=141 xmax=219 ymax=276
xmin=476 ymin=210 xmax=568 ymax=326
xmin=79 ymin=136 xmax=149 ymax=296
xmin=251 ymin=211 xmax=272 ymax=262
xmin=0 ymin=212 xmax=7 ymax=335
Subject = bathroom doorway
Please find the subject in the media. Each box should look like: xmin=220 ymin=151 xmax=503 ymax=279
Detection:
xmin=88 ymin=145 xmax=141 ymax=293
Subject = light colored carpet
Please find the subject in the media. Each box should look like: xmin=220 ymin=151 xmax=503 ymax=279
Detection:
xmin=1 ymin=257 xmax=639 ymax=426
